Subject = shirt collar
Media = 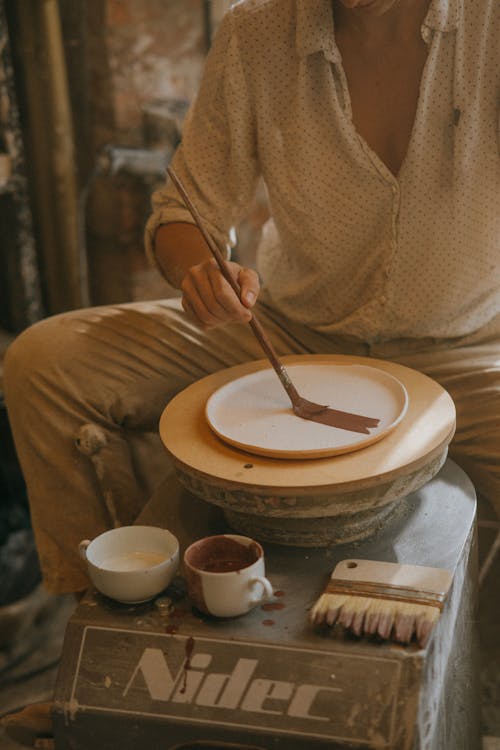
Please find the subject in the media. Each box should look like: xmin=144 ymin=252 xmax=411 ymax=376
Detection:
xmin=296 ymin=0 xmax=341 ymax=62
xmin=295 ymin=0 xmax=460 ymax=60
xmin=423 ymin=0 xmax=461 ymax=33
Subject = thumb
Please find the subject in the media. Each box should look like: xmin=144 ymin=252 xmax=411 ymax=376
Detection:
xmin=237 ymin=267 xmax=260 ymax=308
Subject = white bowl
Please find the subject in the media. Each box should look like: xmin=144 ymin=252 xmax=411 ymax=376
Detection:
xmin=79 ymin=525 xmax=179 ymax=603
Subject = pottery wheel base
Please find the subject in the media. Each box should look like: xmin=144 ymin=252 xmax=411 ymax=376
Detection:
xmin=173 ymin=449 xmax=447 ymax=547
xmin=160 ymin=355 xmax=456 ymax=548
xmin=222 ymin=498 xmax=403 ymax=547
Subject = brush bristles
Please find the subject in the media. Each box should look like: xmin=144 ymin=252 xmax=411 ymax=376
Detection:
xmin=310 ymin=593 xmax=440 ymax=647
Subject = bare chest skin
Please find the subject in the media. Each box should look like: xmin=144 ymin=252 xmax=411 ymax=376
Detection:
xmin=334 ymin=10 xmax=429 ymax=177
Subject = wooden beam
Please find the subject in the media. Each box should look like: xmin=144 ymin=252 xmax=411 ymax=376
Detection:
xmin=7 ymin=0 xmax=89 ymax=314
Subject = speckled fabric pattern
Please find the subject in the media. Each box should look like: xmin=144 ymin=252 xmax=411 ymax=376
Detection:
xmin=145 ymin=0 xmax=500 ymax=343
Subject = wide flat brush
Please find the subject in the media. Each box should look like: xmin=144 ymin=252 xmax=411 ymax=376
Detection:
xmin=310 ymin=559 xmax=452 ymax=648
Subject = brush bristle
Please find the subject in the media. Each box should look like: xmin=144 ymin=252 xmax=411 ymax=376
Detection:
xmin=310 ymin=593 xmax=440 ymax=647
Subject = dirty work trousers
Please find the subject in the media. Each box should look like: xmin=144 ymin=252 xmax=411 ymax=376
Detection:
xmin=4 ymin=298 xmax=500 ymax=593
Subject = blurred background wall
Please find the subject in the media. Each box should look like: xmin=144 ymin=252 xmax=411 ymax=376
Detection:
xmin=0 ymin=0 xmax=270 ymax=613
xmin=0 ymin=0 xmax=267 ymax=341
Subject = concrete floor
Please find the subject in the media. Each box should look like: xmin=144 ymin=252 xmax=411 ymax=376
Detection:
xmin=0 ymin=494 xmax=499 ymax=750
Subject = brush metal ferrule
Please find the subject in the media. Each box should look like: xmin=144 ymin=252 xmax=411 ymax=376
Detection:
xmin=324 ymin=579 xmax=447 ymax=610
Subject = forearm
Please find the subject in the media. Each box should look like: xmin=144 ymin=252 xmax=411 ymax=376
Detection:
xmin=153 ymin=220 xmax=260 ymax=329
xmin=153 ymin=222 xmax=212 ymax=288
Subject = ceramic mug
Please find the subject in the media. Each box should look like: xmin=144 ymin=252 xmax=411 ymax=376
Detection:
xmin=183 ymin=534 xmax=273 ymax=617
xmin=79 ymin=525 xmax=179 ymax=603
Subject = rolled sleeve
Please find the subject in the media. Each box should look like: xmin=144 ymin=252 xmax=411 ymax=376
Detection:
xmin=144 ymin=8 xmax=259 ymax=269
xmin=144 ymin=175 xmax=233 ymax=269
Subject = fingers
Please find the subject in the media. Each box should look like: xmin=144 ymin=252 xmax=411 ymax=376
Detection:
xmin=181 ymin=259 xmax=260 ymax=329
xmin=238 ymin=266 xmax=260 ymax=309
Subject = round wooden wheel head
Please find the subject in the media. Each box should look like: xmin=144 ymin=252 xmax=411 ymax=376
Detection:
xmin=159 ymin=354 xmax=456 ymax=546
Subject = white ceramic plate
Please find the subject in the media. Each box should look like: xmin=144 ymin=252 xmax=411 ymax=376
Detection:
xmin=205 ymin=364 xmax=409 ymax=459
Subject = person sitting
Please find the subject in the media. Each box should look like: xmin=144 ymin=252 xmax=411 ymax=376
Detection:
xmin=3 ymin=0 xmax=500 ymax=600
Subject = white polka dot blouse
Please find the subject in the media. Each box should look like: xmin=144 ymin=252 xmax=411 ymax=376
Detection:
xmin=145 ymin=0 xmax=500 ymax=343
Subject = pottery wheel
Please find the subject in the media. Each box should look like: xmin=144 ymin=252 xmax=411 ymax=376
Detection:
xmin=159 ymin=354 xmax=456 ymax=547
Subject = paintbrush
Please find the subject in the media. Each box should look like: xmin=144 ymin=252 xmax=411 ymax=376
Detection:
xmin=167 ymin=167 xmax=380 ymax=434
xmin=310 ymin=559 xmax=452 ymax=648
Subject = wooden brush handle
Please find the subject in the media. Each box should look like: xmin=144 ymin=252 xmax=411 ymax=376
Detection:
xmin=166 ymin=167 xmax=299 ymax=405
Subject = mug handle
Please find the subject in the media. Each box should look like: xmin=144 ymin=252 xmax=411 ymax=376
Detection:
xmin=78 ymin=539 xmax=90 ymax=561
xmin=248 ymin=576 xmax=273 ymax=605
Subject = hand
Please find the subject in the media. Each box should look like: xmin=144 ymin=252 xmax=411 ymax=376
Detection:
xmin=181 ymin=258 xmax=260 ymax=329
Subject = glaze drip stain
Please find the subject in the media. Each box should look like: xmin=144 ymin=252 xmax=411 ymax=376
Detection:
xmin=261 ymin=601 xmax=285 ymax=611
xmin=180 ymin=636 xmax=195 ymax=694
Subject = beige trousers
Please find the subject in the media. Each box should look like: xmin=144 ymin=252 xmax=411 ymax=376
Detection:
xmin=4 ymin=298 xmax=500 ymax=593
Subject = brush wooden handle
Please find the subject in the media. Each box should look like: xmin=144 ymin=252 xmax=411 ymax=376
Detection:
xmin=166 ymin=167 xmax=300 ymax=405
xmin=330 ymin=559 xmax=452 ymax=595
